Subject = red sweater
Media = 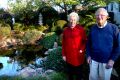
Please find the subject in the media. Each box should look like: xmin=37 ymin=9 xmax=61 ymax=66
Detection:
xmin=62 ymin=24 xmax=87 ymax=66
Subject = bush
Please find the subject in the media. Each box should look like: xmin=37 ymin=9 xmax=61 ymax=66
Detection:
xmin=38 ymin=32 xmax=57 ymax=49
xmin=0 ymin=75 xmax=47 ymax=80
xmin=14 ymin=23 xmax=24 ymax=31
xmin=51 ymin=20 xmax=67 ymax=35
xmin=22 ymin=29 xmax=43 ymax=44
xmin=42 ymin=47 xmax=66 ymax=72
xmin=0 ymin=27 xmax=11 ymax=38
xmin=36 ymin=25 xmax=48 ymax=32
xmin=0 ymin=72 xmax=67 ymax=80
xmin=48 ymin=72 xmax=67 ymax=80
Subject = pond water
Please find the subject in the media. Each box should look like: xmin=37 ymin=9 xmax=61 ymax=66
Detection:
xmin=0 ymin=57 xmax=19 ymax=76
xmin=0 ymin=45 xmax=46 ymax=76
xmin=0 ymin=55 xmax=43 ymax=76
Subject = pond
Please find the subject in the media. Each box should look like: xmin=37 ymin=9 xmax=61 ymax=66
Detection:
xmin=0 ymin=49 xmax=45 ymax=76
xmin=0 ymin=57 xmax=19 ymax=76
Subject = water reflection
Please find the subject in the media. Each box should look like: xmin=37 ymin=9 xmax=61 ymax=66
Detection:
xmin=0 ymin=57 xmax=19 ymax=76
xmin=0 ymin=55 xmax=43 ymax=76
xmin=0 ymin=46 xmax=45 ymax=76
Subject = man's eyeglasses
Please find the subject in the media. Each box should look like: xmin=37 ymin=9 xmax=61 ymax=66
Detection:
xmin=96 ymin=14 xmax=107 ymax=17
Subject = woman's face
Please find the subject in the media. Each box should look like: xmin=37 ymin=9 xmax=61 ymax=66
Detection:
xmin=69 ymin=15 xmax=77 ymax=27
xmin=95 ymin=11 xmax=108 ymax=26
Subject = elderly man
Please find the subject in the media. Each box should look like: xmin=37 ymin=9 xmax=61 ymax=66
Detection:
xmin=62 ymin=12 xmax=87 ymax=80
xmin=86 ymin=8 xmax=120 ymax=80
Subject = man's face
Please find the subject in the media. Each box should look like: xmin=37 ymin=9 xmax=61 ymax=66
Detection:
xmin=95 ymin=11 xmax=108 ymax=26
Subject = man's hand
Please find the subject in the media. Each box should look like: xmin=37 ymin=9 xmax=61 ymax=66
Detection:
xmin=106 ymin=60 xmax=114 ymax=69
xmin=87 ymin=56 xmax=91 ymax=64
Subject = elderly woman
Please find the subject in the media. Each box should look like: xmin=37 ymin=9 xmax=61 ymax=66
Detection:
xmin=62 ymin=12 xmax=87 ymax=80
xmin=86 ymin=8 xmax=120 ymax=80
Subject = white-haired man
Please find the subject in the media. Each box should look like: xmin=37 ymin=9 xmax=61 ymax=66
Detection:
xmin=62 ymin=12 xmax=87 ymax=80
xmin=86 ymin=8 xmax=120 ymax=80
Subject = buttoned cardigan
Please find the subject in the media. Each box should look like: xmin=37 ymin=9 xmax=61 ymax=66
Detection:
xmin=62 ymin=24 xmax=87 ymax=66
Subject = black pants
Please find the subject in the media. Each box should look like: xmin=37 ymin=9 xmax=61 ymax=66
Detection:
xmin=66 ymin=63 xmax=83 ymax=80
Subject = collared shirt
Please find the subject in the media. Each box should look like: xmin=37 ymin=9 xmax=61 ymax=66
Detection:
xmin=97 ymin=21 xmax=107 ymax=28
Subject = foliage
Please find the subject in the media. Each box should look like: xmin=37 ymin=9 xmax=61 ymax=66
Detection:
xmin=0 ymin=20 xmax=10 ymax=28
xmin=51 ymin=20 xmax=67 ymax=35
xmin=8 ymin=0 xmax=43 ymax=25
xmin=14 ymin=23 xmax=25 ymax=31
xmin=42 ymin=47 xmax=66 ymax=72
xmin=22 ymin=29 xmax=43 ymax=44
xmin=48 ymin=72 xmax=67 ymax=80
xmin=0 ymin=75 xmax=47 ymax=80
xmin=79 ymin=12 xmax=96 ymax=35
xmin=48 ymin=0 xmax=80 ymax=11
xmin=38 ymin=32 xmax=57 ymax=49
xmin=0 ymin=27 xmax=11 ymax=38
xmin=0 ymin=76 xmax=22 ymax=80
xmin=0 ymin=72 xmax=67 ymax=80
xmin=36 ymin=25 xmax=48 ymax=32
xmin=38 ymin=6 xmax=59 ymax=30
xmin=0 ymin=8 xmax=5 ymax=14
xmin=0 ymin=49 xmax=13 ymax=56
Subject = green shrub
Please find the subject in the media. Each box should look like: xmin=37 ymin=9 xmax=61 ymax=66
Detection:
xmin=22 ymin=29 xmax=43 ymax=44
xmin=14 ymin=23 xmax=24 ymax=31
xmin=0 ymin=76 xmax=22 ymax=80
xmin=23 ymin=75 xmax=47 ymax=80
xmin=48 ymin=72 xmax=67 ymax=80
xmin=39 ymin=32 xmax=57 ymax=49
xmin=0 ymin=72 xmax=67 ymax=80
xmin=51 ymin=20 xmax=67 ymax=35
xmin=51 ymin=20 xmax=67 ymax=31
xmin=0 ymin=75 xmax=47 ymax=80
xmin=26 ymin=25 xmax=36 ymax=30
xmin=79 ymin=12 xmax=96 ymax=35
xmin=36 ymin=25 xmax=48 ymax=32
xmin=0 ymin=20 xmax=10 ymax=28
xmin=0 ymin=27 xmax=11 ymax=37
xmin=42 ymin=47 xmax=66 ymax=72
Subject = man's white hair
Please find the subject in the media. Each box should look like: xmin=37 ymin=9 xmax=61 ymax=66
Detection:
xmin=67 ymin=12 xmax=80 ymax=22
xmin=95 ymin=8 xmax=109 ymax=16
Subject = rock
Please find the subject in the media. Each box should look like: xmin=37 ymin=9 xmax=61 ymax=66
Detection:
xmin=18 ymin=67 xmax=44 ymax=78
xmin=44 ymin=70 xmax=55 ymax=75
xmin=0 ymin=63 xmax=3 ymax=69
xmin=18 ymin=67 xmax=36 ymax=78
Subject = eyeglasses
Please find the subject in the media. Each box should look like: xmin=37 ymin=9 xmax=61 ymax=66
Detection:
xmin=96 ymin=14 xmax=107 ymax=17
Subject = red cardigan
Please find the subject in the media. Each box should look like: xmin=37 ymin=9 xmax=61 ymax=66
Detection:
xmin=62 ymin=24 xmax=87 ymax=66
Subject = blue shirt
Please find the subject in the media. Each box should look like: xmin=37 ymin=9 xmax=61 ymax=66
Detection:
xmin=86 ymin=22 xmax=120 ymax=63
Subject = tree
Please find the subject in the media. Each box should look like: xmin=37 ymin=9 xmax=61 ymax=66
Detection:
xmin=8 ymin=0 xmax=44 ymax=25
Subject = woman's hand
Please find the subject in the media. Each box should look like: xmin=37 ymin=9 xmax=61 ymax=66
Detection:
xmin=62 ymin=56 xmax=66 ymax=61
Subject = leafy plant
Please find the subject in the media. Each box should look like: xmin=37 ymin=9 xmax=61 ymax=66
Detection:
xmin=22 ymin=29 xmax=43 ymax=44
xmin=36 ymin=25 xmax=48 ymax=32
xmin=48 ymin=72 xmax=67 ymax=80
xmin=42 ymin=47 xmax=66 ymax=72
xmin=0 ymin=27 xmax=11 ymax=38
xmin=38 ymin=32 xmax=57 ymax=49
xmin=51 ymin=20 xmax=67 ymax=35
xmin=80 ymin=12 xmax=96 ymax=35
xmin=14 ymin=23 xmax=24 ymax=31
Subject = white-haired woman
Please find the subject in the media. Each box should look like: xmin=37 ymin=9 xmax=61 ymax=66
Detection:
xmin=62 ymin=12 xmax=87 ymax=80
xmin=86 ymin=8 xmax=120 ymax=80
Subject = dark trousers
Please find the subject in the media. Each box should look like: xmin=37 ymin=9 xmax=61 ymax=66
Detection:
xmin=66 ymin=63 xmax=83 ymax=80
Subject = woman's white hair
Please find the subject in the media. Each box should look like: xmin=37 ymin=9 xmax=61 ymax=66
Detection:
xmin=67 ymin=12 xmax=80 ymax=22
xmin=95 ymin=8 xmax=109 ymax=16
